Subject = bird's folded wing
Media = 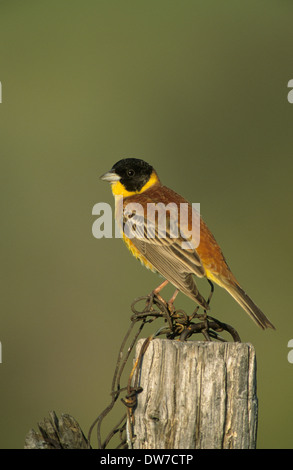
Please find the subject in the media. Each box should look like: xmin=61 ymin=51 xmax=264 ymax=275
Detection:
xmin=123 ymin=208 xmax=205 ymax=279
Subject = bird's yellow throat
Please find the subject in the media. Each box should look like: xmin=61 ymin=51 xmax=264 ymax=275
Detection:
xmin=110 ymin=170 xmax=160 ymax=197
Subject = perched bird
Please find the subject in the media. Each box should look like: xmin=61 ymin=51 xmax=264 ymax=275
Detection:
xmin=101 ymin=158 xmax=275 ymax=330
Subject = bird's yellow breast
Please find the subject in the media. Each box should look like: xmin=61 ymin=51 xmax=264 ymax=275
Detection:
xmin=112 ymin=169 xmax=160 ymax=272
xmin=122 ymin=233 xmax=156 ymax=272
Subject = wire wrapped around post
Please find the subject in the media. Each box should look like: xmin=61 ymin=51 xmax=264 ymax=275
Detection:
xmin=88 ymin=293 xmax=241 ymax=449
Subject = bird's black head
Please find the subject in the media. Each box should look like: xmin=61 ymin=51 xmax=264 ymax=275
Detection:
xmin=104 ymin=158 xmax=156 ymax=193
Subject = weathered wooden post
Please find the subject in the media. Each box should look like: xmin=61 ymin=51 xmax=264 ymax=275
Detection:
xmin=131 ymin=339 xmax=258 ymax=449
xmin=24 ymin=411 xmax=89 ymax=449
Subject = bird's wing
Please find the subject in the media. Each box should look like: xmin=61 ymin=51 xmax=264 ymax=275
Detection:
xmin=122 ymin=194 xmax=206 ymax=298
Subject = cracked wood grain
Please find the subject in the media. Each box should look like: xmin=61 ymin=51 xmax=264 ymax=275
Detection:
xmin=24 ymin=411 xmax=89 ymax=449
xmin=132 ymin=339 xmax=258 ymax=449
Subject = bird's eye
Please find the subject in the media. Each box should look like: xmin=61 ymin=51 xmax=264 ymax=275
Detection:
xmin=127 ymin=169 xmax=135 ymax=177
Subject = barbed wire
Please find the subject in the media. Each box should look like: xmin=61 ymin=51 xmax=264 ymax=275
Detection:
xmin=88 ymin=293 xmax=241 ymax=449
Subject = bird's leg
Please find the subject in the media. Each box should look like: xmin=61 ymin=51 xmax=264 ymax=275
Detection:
xmin=153 ymin=279 xmax=169 ymax=294
xmin=201 ymin=280 xmax=215 ymax=341
xmin=150 ymin=280 xmax=169 ymax=306
xmin=206 ymin=279 xmax=214 ymax=306
xmin=149 ymin=280 xmax=175 ymax=331
xmin=167 ymin=289 xmax=179 ymax=314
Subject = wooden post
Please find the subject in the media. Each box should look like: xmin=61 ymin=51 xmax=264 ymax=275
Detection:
xmin=24 ymin=411 xmax=89 ymax=449
xmin=131 ymin=339 xmax=258 ymax=449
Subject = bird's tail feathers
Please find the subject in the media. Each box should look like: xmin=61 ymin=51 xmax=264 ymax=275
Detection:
xmin=223 ymin=281 xmax=275 ymax=330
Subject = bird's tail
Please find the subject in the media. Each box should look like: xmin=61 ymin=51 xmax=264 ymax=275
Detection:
xmin=224 ymin=281 xmax=275 ymax=330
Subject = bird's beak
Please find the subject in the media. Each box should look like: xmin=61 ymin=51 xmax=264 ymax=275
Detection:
xmin=100 ymin=171 xmax=121 ymax=182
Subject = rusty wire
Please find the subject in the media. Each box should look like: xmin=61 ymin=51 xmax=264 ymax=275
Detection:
xmin=88 ymin=293 xmax=241 ymax=449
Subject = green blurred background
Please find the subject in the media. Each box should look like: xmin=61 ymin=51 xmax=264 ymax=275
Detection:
xmin=1 ymin=0 xmax=293 ymax=449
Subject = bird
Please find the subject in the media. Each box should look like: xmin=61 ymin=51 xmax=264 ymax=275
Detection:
xmin=100 ymin=158 xmax=275 ymax=330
